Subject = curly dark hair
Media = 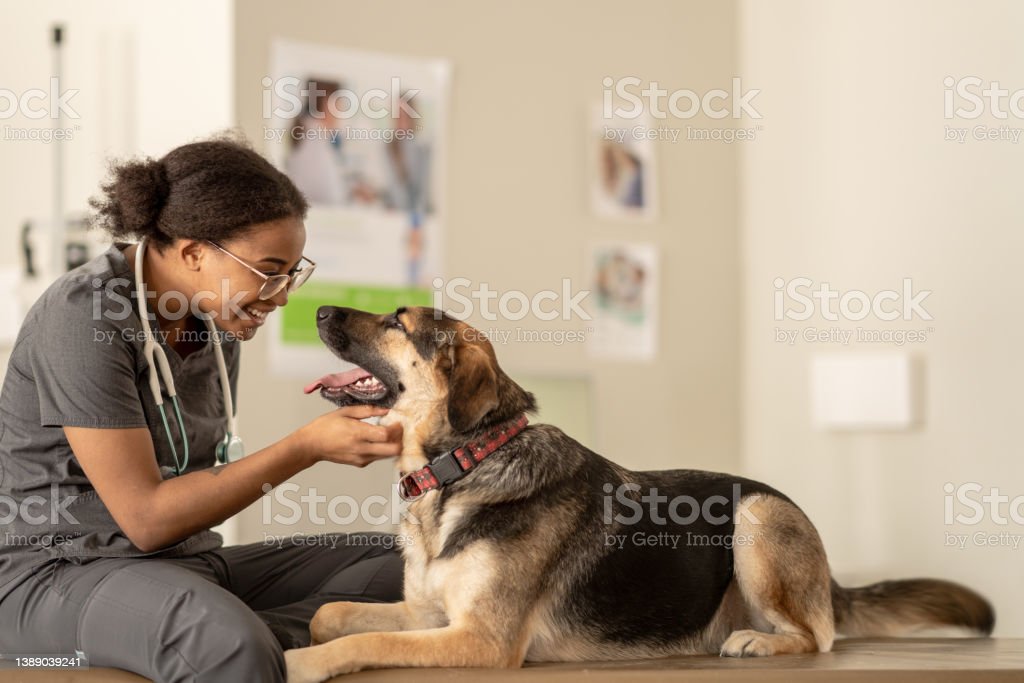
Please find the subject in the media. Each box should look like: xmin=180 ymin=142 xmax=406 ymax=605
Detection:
xmin=89 ymin=133 xmax=309 ymax=249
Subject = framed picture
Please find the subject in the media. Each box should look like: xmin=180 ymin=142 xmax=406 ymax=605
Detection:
xmin=589 ymin=106 xmax=658 ymax=222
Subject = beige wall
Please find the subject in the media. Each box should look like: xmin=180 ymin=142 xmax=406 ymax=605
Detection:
xmin=232 ymin=0 xmax=743 ymax=538
xmin=740 ymin=0 xmax=1024 ymax=635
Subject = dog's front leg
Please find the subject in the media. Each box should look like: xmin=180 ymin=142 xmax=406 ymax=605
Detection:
xmin=286 ymin=626 xmax=521 ymax=682
xmin=310 ymin=600 xmax=445 ymax=644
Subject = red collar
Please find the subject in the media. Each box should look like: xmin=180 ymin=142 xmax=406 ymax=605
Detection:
xmin=398 ymin=414 xmax=529 ymax=501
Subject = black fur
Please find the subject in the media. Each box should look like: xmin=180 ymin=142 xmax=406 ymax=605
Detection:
xmin=434 ymin=424 xmax=788 ymax=645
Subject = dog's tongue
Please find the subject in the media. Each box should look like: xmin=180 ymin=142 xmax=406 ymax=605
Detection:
xmin=303 ymin=367 xmax=372 ymax=394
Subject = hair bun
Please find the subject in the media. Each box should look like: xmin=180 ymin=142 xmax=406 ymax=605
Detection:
xmin=148 ymin=160 xmax=171 ymax=207
xmin=91 ymin=133 xmax=309 ymax=249
xmin=89 ymin=156 xmax=172 ymax=243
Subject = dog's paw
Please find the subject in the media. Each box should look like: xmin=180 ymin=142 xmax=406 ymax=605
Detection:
xmin=719 ymin=629 xmax=777 ymax=657
xmin=286 ymin=644 xmax=361 ymax=681
xmin=310 ymin=602 xmax=352 ymax=644
xmin=285 ymin=647 xmax=327 ymax=683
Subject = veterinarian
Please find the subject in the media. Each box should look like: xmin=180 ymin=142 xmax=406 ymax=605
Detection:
xmin=0 ymin=137 xmax=405 ymax=682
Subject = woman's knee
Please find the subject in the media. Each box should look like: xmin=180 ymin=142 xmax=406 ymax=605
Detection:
xmin=157 ymin=579 xmax=287 ymax=682
xmin=183 ymin=607 xmax=286 ymax=683
xmin=317 ymin=544 xmax=405 ymax=603
xmin=78 ymin=563 xmax=286 ymax=682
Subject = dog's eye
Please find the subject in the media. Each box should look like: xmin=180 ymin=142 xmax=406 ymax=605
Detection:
xmin=386 ymin=314 xmax=406 ymax=332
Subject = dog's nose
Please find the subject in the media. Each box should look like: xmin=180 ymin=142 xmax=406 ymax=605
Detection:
xmin=317 ymin=306 xmax=346 ymax=323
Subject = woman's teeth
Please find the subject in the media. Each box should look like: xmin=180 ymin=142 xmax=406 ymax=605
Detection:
xmin=244 ymin=307 xmax=268 ymax=324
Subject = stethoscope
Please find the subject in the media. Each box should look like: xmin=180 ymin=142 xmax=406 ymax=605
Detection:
xmin=134 ymin=237 xmax=245 ymax=475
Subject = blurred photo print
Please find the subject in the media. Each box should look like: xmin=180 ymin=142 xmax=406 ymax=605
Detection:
xmin=587 ymin=241 xmax=658 ymax=360
xmin=590 ymin=107 xmax=658 ymax=222
xmin=266 ymin=40 xmax=449 ymax=284
xmin=263 ymin=40 xmax=450 ymax=375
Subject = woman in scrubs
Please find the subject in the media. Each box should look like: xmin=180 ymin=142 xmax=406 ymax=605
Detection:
xmin=0 ymin=136 xmax=404 ymax=682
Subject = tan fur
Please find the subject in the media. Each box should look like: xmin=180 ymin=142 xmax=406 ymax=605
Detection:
xmin=310 ymin=601 xmax=424 ymax=644
xmin=375 ymin=330 xmax=446 ymax=474
xmin=289 ymin=542 xmax=528 ymax=682
xmin=722 ymin=495 xmax=835 ymax=656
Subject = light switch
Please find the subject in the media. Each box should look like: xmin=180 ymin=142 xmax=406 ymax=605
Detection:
xmin=810 ymin=353 xmax=918 ymax=430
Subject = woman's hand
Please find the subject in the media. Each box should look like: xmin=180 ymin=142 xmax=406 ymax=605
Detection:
xmin=294 ymin=405 xmax=403 ymax=467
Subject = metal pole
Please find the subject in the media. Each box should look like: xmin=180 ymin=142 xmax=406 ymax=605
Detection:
xmin=52 ymin=24 xmax=65 ymax=276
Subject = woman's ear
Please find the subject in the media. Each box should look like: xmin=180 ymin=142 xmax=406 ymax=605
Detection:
xmin=178 ymin=240 xmax=205 ymax=272
xmin=446 ymin=342 xmax=499 ymax=433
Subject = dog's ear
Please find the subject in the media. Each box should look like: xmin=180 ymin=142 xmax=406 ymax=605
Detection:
xmin=446 ymin=342 xmax=499 ymax=433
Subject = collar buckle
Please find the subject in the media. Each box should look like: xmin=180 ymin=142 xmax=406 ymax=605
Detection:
xmin=428 ymin=450 xmax=465 ymax=486
xmin=397 ymin=451 xmax=465 ymax=502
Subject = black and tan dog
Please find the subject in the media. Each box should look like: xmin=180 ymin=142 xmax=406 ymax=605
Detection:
xmin=285 ymin=306 xmax=994 ymax=682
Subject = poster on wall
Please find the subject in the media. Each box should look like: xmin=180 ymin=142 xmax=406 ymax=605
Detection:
xmin=589 ymin=105 xmax=658 ymax=222
xmin=586 ymin=242 xmax=659 ymax=361
xmin=263 ymin=40 xmax=450 ymax=376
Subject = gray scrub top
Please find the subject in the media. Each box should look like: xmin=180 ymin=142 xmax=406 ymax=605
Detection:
xmin=0 ymin=243 xmax=239 ymax=600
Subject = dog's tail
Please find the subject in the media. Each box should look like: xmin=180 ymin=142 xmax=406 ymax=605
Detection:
xmin=831 ymin=578 xmax=994 ymax=637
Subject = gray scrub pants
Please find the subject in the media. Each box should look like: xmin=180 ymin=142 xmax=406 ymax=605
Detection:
xmin=0 ymin=532 xmax=404 ymax=682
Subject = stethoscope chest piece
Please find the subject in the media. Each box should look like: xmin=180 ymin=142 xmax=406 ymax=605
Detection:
xmin=217 ymin=434 xmax=245 ymax=464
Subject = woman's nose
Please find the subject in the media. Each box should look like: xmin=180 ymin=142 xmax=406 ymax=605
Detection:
xmin=268 ymin=287 xmax=289 ymax=308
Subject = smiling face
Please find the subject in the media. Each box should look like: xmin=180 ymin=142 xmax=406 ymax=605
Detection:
xmin=307 ymin=306 xmax=536 ymax=443
xmin=188 ymin=217 xmax=307 ymax=340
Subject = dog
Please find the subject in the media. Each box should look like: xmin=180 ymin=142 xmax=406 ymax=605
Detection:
xmin=284 ymin=306 xmax=994 ymax=682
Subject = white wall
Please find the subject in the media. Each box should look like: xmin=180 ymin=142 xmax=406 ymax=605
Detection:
xmin=0 ymin=0 xmax=233 ymax=270
xmin=740 ymin=0 xmax=1024 ymax=635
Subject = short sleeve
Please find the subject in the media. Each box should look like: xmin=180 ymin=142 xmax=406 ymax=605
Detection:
xmin=27 ymin=285 xmax=149 ymax=429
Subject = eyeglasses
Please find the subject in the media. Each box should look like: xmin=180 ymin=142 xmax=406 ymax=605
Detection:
xmin=207 ymin=240 xmax=316 ymax=301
